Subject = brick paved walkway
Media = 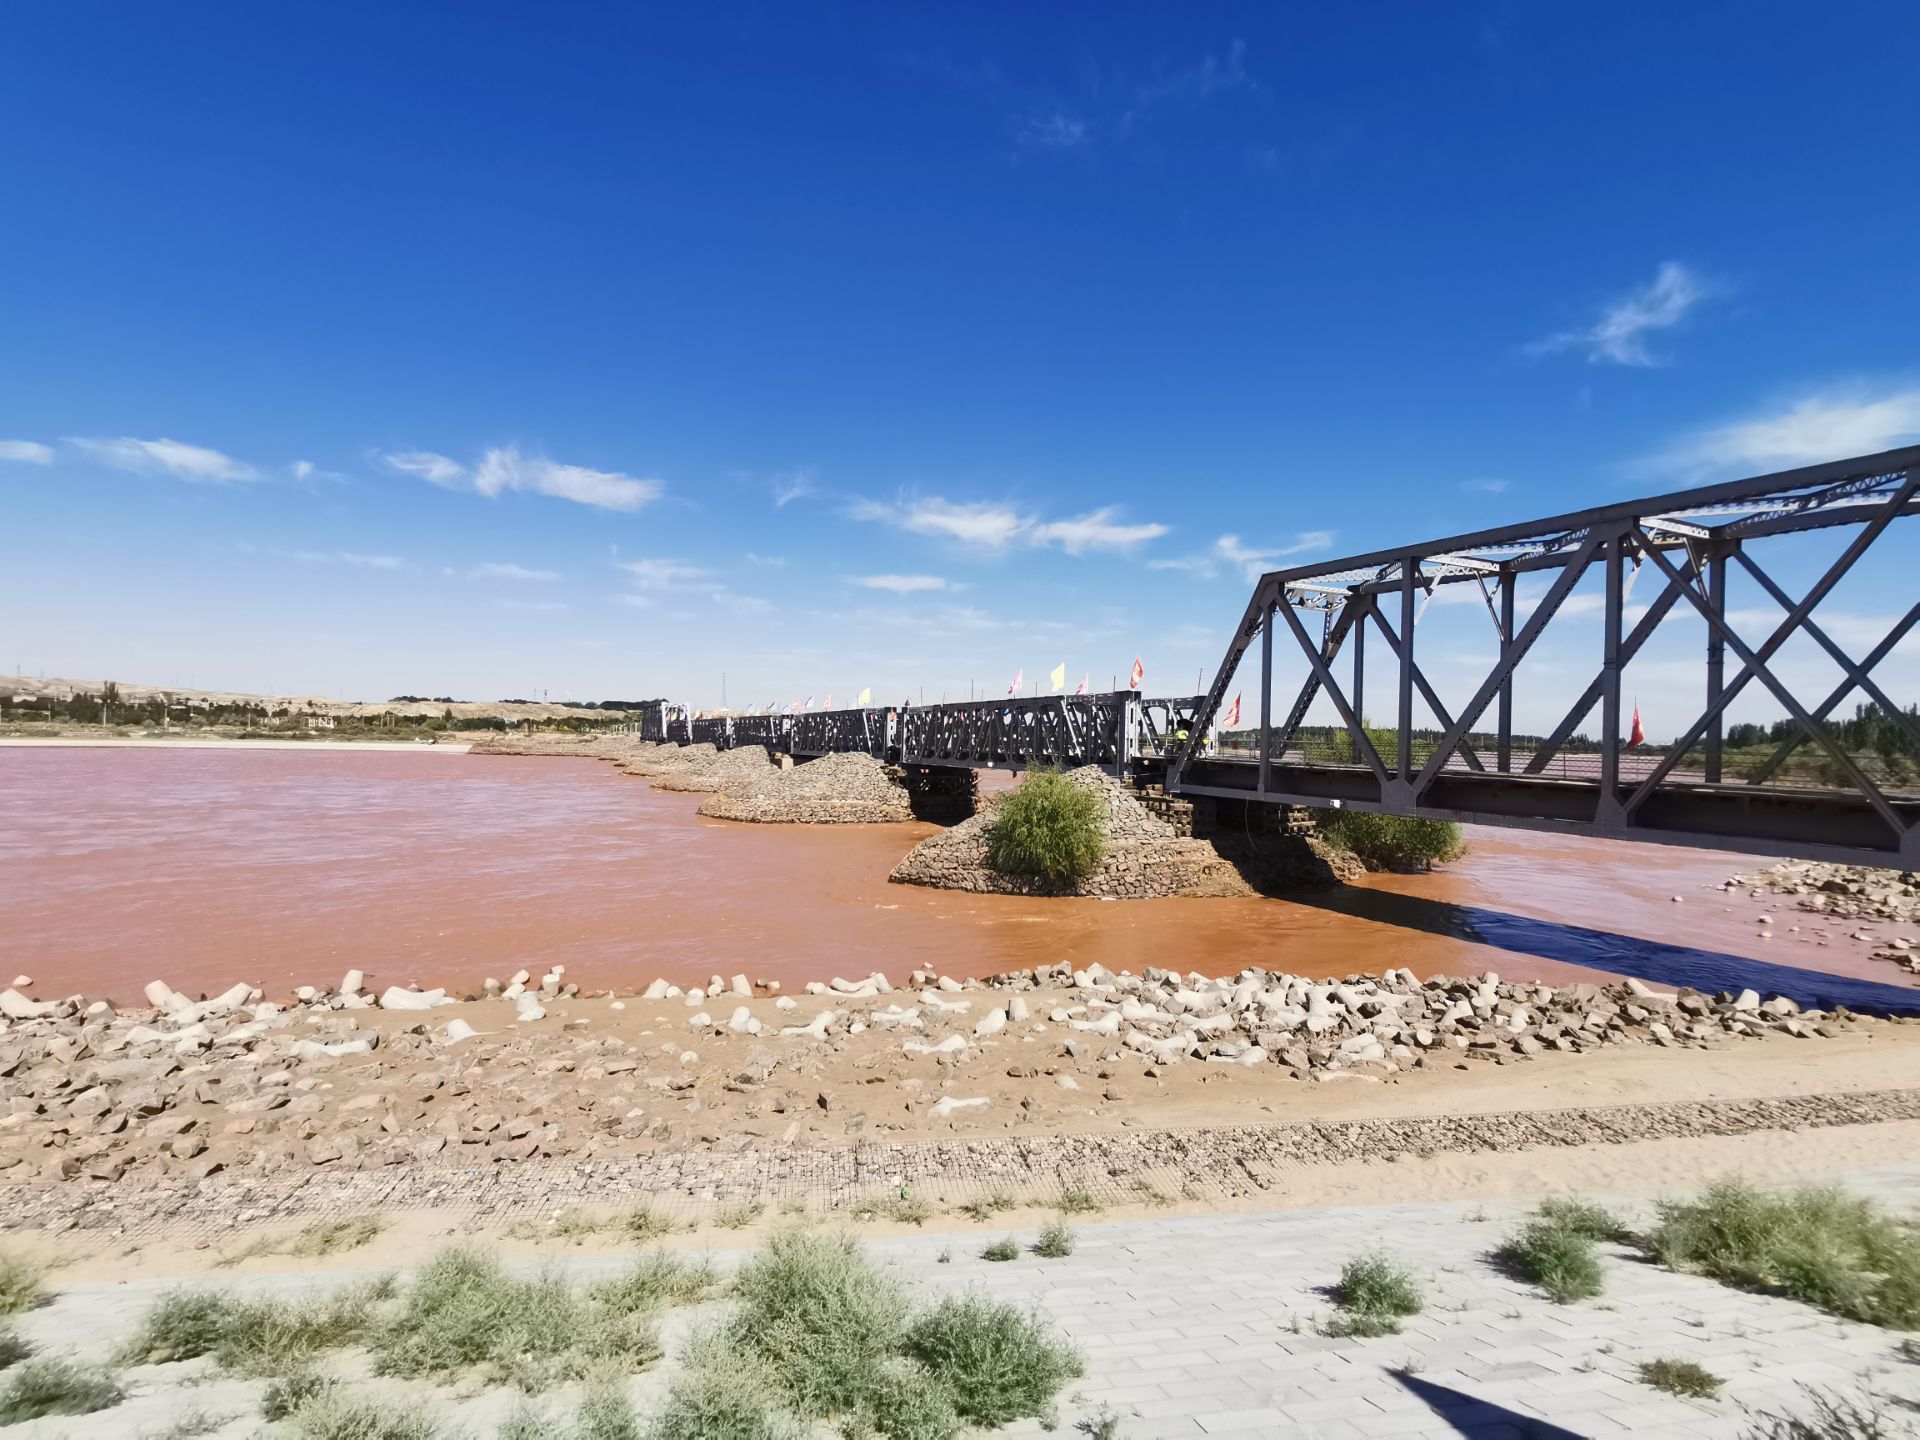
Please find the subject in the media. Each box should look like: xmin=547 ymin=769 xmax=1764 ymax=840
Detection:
xmin=11 ymin=1166 xmax=1920 ymax=1437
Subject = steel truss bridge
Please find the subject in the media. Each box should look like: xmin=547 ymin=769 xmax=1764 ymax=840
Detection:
xmin=638 ymin=448 xmax=1919 ymax=869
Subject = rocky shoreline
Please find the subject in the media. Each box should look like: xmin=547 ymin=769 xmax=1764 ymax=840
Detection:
xmin=0 ymin=955 xmax=1898 ymax=1203
xmin=1722 ymin=859 xmax=1920 ymax=975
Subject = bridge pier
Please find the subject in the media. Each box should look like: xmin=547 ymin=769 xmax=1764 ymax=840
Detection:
xmin=902 ymin=765 xmax=977 ymax=824
xmin=1130 ymin=783 xmax=1316 ymax=840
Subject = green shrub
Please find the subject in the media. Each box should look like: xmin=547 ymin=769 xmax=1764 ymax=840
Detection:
xmin=0 ymin=1357 xmax=123 ymax=1423
xmin=905 ymin=1295 xmax=1081 ymax=1426
xmin=262 ymin=1369 xmax=331 ymax=1421
xmin=1313 ymin=809 xmax=1464 ymax=871
xmin=851 ymin=1358 xmax=961 ymax=1440
xmin=716 ymin=1201 xmax=764 ymax=1230
xmin=285 ymin=1389 xmax=446 ymax=1440
xmin=1639 ymin=1356 xmax=1721 ymax=1399
xmin=576 ymin=1382 xmax=644 ymax=1440
xmin=623 ymin=1206 xmax=684 ymax=1242
xmin=1323 ymin=1252 xmax=1423 ymax=1337
xmin=592 ymin=1252 xmax=714 ymax=1313
xmin=1494 ymin=1214 xmax=1606 ymax=1303
xmin=127 ymin=1289 xmax=237 ymax=1363
xmin=1058 ymin=1187 xmax=1103 ymax=1215
xmin=980 ymin=1238 xmax=1020 ymax=1263
xmin=1034 ymin=1221 xmax=1076 ymax=1259
xmin=727 ymin=1230 xmax=911 ymax=1418
xmin=1535 ymin=1198 xmax=1631 ymax=1242
xmin=0 ymin=1327 xmax=28 ymax=1371
xmin=986 ymin=771 xmax=1107 ymax=884
xmin=645 ymin=1335 xmax=806 ymax=1440
xmin=372 ymin=1249 xmax=659 ymax=1390
xmin=1648 ymin=1180 xmax=1920 ymax=1328
xmin=0 ymin=1255 xmax=44 ymax=1316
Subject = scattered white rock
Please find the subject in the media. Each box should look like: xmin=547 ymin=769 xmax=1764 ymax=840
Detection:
xmin=443 ymin=1018 xmax=478 ymax=1044
xmin=929 ymin=1095 xmax=988 ymax=1118
xmin=378 ymin=986 xmax=451 ymax=1011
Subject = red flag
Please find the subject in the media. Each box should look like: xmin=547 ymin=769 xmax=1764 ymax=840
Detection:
xmin=1223 ymin=693 xmax=1241 ymax=729
xmin=823 ymin=693 xmax=831 ymax=711
xmin=1006 ymin=668 xmax=1023 ymax=697
xmin=1074 ymin=674 xmax=1088 ymax=696
xmin=1129 ymin=657 xmax=1144 ymax=691
xmin=1628 ymin=702 xmax=1645 ymax=748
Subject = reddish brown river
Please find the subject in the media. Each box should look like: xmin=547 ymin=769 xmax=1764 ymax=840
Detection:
xmin=1 ymin=745 xmax=1912 ymax=1007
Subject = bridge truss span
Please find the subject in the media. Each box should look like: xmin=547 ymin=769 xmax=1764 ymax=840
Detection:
xmin=1170 ymin=446 xmax=1920 ymax=868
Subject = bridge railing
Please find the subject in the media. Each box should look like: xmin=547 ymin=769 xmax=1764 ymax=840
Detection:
xmin=899 ymin=692 xmax=1142 ymax=770
xmin=792 ymin=707 xmax=888 ymax=756
xmin=729 ymin=714 xmax=788 ymax=749
xmin=689 ymin=716 xmax=729 ymax=748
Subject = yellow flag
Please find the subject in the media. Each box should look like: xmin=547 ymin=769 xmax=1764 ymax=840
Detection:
xmin=1049 ymin=662 xmax=1066 ymax=693
xmin=855 ymin=687 xmax=871 ymax=706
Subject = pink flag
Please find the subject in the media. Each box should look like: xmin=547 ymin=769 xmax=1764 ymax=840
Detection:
xmin=1007 ymin=668 xmax=1023 ymax=697
xmin=823 ymin=693 xmax=831 ymax=711
xmin=1129 ymin=657 xmax=1144 ymax=691
xmin=1223 ymin=693 xmax=1242 ymax=729
xmin=1074 ymin=674 xmax=1088 ymax=696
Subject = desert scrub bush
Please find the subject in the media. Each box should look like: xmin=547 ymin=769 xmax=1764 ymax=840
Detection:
xmin=261 ymin=1369 xmax=331 ymax=1422
xmin=575 ymin=1381 xmax=645 ymax=1440
xmin=1058 ymin=1186 xmax=1103 ymax=1215
xmin=283 ymin=1389 xmax=447 ymax=1440
xmin=1494 ymin=1210 xmax=1607 ymax=1303
xmin=1323 ymin=1253 xmax=1423 ymax=1337
xmin=1034 ymin=1220 xmax=1076 ymax=1259
xmin=0 ymin=1327 xmax=28 ymax=1371
xmin=905 ymin=1294 xmax=1082 ymax=1427
xmin=1648 ymin=1179 xmax=1920 ymax=1327
xmin=0 ymin=1254 xmax=44 ymax=1316
xmin=727 ymin=1229 xmax=911 ymax=1418
xmin=593 ymin=1252 xmax=713 ymax=1313
xmin=846 ymin=1357 xmax=962 ymax=1440
xmin=0 ymin=1356 xmax=124 ymax=1423
xmin=623 ymin=1205 xmax=685 ymax=1242
xmin=645 ymin=1333 xmax=806 ymax=1440
xmin=371 ymin=1249 xmax=659 ymax=1390
xmin=957 ymin=1193 xmax=1014 ymax=1223
xmin=980 ymin=1238 xmax=1020 ymax=1263
xmin=1743 ymin=1386 xmax=1913 ymax=1439
xmin=1639 ymin=1356 xmax=1722 ymax=1399
xmin=1312 ymin=809 xmax=1464 ymax=872
xmin=716 ymin=1200 xmax=764 ymax=1230
xmin=986 ymin=770 xmax=1107 ymax=884
xmin=223 ymin=1216 xmax=384 ymax=1267
xmin=128 ymin=1280 xmax=385 ymax=1376
xmin=1535 ymin=1197 xmax=1631 ymax=1242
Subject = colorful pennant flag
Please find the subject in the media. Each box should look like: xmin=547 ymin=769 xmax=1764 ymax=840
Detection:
xmin=1129 ymin=657 xmax=1144 ymax=691
xmin=1007 ymin=668 xmax=1023 ymax=697
xmin=1074 ymin=674 xmax=1088 ymax=696
xmin=823 ymin=693 xmax=831 ymax=711
xmin=856 ymin=687 xmax=871 ymax=706
xmin=1628 ymin=701 xmax=1645 ymax=748
xmin=1222 ymin=693 xmax=1242 ymax=729
xmin=1049 ymin=661 xmax=1066 ymax=693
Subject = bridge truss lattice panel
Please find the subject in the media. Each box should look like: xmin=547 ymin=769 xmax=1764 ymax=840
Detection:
xmin=1170 ymin=446 xmax=1920 ymax=868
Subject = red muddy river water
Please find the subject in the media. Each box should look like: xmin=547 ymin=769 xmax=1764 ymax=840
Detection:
xmin=0 ymin=746 xmax=1911 ymax=1007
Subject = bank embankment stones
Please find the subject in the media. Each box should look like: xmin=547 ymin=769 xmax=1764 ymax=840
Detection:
xmin=889 ymin=765 xmax=1348 ymax=897
xmin=0 ymin=957 xmax=1897 ymax=1205
xmin=698 ymin=751 xmax=913 ymax=824
xmin=1724 ymin=859 xmax=1920 ymax=975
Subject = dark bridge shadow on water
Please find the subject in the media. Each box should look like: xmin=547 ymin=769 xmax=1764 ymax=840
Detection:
xmin=1288 ymin=885 xmax=1920 ymax=1016
xmin=1394 ymin=1372 xmax=1587 ymax=1438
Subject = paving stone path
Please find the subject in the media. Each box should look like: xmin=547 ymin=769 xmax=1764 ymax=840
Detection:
xmin=10 ymin=1166 xmax=1920 ymax=1437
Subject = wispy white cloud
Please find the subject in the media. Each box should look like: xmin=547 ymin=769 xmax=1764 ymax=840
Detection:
xmin=498 ymin=599 xmax=569 ymax=613
xmin=850 ymin=495 xmax=1167 ymax=554
xmin=1461 ymin=476 xmax=1510 ymax=494
xmin=68 ymin=436 xmax=255 ymax=483
xmin=244 ymin=545 xmax=404 ymax=570
xmin=381 ymin=450 xmax=465 ymax=485
xmin=1134 ymin=38 xmax=1252 ymax=107
xmin=1014 ymin=110 xmax=1090 ymax=152
xmin=470 ymin=448 xmax=661 ymax=511
xmin=1639 ymin=382 xmax=1920 ymax=482
xmin=1150 ymin=531 xmax=1333 ymax=581
xmin=291 ymin=459 xmax=314 ymax=479
xmin=0 ymin=440 xmax=53 ymax=465
xmin=1528 ymin=261 xmax=1713 ymax=367
xmin=384 ymin=446 xmax=662 ymax=511
xmin=622 ymin=558 xmax=713 ymax=591
xmin=855 ymin=574 xmax=957 ymax=594
xmin=468 ymin=562 xmax=560 ymax=583
xmin=744 ymin=552 xmax=786 ymax=568
xmin=771 ymin=469 xmax=818 ymax=507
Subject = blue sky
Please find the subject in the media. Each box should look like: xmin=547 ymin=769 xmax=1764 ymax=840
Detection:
xmin=3 ymin=3 xmax=1917 ymax=731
